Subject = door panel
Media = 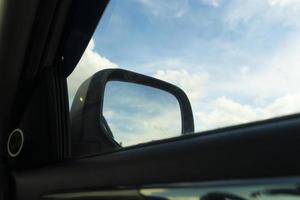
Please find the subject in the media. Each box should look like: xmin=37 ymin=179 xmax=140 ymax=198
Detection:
xmin=42 ymin=177 xmax=300 ymax=200
xmin=12 ymin=115 xmax=300 ymax=199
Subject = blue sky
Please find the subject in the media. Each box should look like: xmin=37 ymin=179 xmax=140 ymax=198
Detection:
xmin=94 ymin=0 xmax=294 ymax=75
xmin=68 ymin=0 xmax=300 ymax=144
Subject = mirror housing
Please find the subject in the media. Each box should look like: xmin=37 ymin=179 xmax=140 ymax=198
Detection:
xmin=70 ymin=69 xmax=194 ymax=156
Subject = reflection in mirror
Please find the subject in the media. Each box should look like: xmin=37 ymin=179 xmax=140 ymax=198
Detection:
xmin=103 ymin=81 xmax=181 ymax=147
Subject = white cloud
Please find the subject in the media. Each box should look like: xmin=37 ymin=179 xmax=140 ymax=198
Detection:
xmin=191 ymin=33 xmax=300 ymax=130
xmin=149 ymin=67 xmax=300 ymax=133
xmin=152 ymin=64 xmax=300 ymax=132
xmin=154 ymin=69 xmax=209 ymax=102
xmin=201 ymin=0 xmax=221 ymax=7
xmin=263 ymin=94 xmax=300 ymax=118
xmin=239 ymin=66 xmax=249 ymax=75
xmin=142 ymin=58 xmax=188 ymax=70
xmin=67 ymin=38 xmax=118 ymax=103
xmin=149 ymin=40 xmax=300 ymax=131
xmin=269 ymin=0 xmax=300 ymax=6
xmin=224 ymin=0 xmax=300 ymax=29
xmin=196 ymin=96 xmax=259 ymax=130
xmin=195 ymin=94 xmax=300 ymax=131
xmin=224 ymin=0 xmax=266 ymax=29
xmin=139 ymin=0 xmax=189 ymax=18
xmin=215 ymin=33 xmax=300 ymax=101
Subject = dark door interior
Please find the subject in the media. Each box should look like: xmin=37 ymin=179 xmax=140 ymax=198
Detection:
xmin=11 ymin=114 xmax=300 ymax=199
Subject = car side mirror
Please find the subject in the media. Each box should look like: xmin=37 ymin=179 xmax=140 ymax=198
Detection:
xmin=70 ymin=69 xmax=194 ymax=156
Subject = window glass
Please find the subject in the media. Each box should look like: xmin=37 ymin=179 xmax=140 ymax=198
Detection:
xmin=68 ymin=0 xmax=300 ymax=136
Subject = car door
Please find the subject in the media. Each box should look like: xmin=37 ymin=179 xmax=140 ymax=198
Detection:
xmin=1 ymin=1 xmax=300 ymax=200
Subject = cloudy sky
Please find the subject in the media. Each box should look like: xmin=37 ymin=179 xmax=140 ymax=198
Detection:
xmin=68 ymin=0 xmax=300 ymax=145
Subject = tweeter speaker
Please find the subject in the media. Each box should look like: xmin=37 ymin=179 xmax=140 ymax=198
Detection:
xmin=7 ymin=128 xmax=24 ymax=157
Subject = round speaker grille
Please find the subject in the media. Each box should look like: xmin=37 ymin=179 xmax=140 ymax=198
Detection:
xmin=7 ymin=129 xmax=24 ymax=157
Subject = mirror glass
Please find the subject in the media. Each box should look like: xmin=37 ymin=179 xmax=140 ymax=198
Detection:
xmin=103 ymin=81 xmax=181 ymax=147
